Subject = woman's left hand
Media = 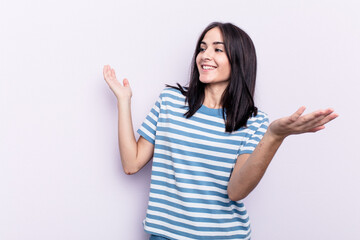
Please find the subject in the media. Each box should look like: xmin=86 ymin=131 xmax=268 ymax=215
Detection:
xmin=267 ymin=106 xmax=339 ymax=141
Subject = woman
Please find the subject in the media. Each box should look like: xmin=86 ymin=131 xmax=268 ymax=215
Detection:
xmin=103 ymin=22 xmax=337 ymax=240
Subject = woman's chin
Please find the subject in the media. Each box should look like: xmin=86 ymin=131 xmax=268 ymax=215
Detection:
xmin=199 ymin=77 xmax=213 ymax=84
xmin=199 ymin=78 xmax=230 ymax=86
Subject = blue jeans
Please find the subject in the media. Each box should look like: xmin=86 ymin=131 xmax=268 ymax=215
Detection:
xmin=149 ymin=234 xmax=170 ymax=240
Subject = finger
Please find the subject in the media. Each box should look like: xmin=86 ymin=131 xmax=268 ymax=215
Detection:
xmin=103 ymin=65 xmax=111 ymax=81
xmin=103 ymin=65 xmax=107 ymax=77
xmin=317 ymin=112 xmax=339 ymax=126
xmin=299 ymin=109 xmax=325 ymax=125
xmin=301 ymin=108 xmax=335 ymax=126
xmin=103 ymin=65 xmax=107 ymax=75
xmin=323 ymin=108 xmax=335 ymax=116
xmin=301 ymin=111 xmax=338 ymax=133
xmin=290 ymin=106 xmax=306 ymax=122
xmin=111 ymin=68 xmax=117 ymax=80
xmin=316 ymin=109 xmax=335 ymax=121
xmin=308 ymin=125 xmax=326 ymax=133
xmin=123 ymin=78 xmax=130 ymax=87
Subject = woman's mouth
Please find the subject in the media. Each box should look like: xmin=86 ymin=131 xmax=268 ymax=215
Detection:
xmin=201 ymin=65 xmax=217 ymax=70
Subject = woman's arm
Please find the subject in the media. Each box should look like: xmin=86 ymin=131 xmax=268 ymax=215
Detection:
xmin=227 ymin=107 xmax=338 ymax=201
xmin=103 ymin=65 xmax=154 ymax=175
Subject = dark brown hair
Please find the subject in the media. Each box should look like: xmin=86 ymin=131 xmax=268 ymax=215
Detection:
xmin=167 ymin=22 xmax=258 ymax=133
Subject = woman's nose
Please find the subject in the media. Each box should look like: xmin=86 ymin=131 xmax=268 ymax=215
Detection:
xmin=202 ymin=49 xmax=213 ymax=60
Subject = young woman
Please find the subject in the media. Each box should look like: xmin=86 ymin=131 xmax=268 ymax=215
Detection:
xmin=103 ymin=22 xmax=337 ymax=240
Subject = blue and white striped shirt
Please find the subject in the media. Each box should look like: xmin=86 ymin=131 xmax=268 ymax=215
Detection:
xmin=137 ymin=87 xmax=269 ymax=240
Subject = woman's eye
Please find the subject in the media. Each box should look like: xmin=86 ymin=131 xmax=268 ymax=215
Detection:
xmin=199 ymin=47 xmax=205 ymax=52
xmin=215 ymin=48 xmax=223 ymax=52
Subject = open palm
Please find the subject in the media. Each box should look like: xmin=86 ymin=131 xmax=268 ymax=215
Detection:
xmin=268 ymin=106 xmax=338 ymax=140
xmin=103 ymin=65 xmax=132 ymax=100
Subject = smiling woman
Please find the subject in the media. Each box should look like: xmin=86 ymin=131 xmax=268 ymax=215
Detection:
xmin=103 ymin=22 xmax=338 ymax=240
xmin=196 ymin=27 xmax=231 ymax=87
xmin=170 ymin=22 xmax=259 ymax=133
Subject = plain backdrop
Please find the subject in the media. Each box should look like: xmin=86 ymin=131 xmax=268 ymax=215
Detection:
xmin=1 ymin=0 xmax=359 ymax=239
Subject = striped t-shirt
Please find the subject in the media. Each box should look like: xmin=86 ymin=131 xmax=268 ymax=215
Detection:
xmin=137 ymin=87 xmax=269 ymax=240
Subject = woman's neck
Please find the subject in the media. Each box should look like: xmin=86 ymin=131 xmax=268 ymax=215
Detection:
xmin=203 ymin=82 xmax=229 ymax=109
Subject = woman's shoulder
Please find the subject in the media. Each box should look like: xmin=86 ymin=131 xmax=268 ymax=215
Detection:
xmin=159 ymin=85 xmax=187 ymax=100
xmin=247 ymin=110 xmax=269 ymax=126
xmin=254 ymin=110 xmax=268 ymax=119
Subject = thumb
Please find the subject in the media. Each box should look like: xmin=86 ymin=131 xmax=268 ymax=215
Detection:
xmin=290 ymin=106 xmax=306 ymax=122
xmin=123 ymin=78 xmax=130 ymax=87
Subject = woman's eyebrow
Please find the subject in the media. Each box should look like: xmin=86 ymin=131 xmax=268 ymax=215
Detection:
xmin=213 ymin=41 xmax=224 ymax=45
xmin=200 ymin=41 xmax=224 ymax=45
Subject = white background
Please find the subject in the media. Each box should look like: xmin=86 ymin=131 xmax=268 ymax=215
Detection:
xmin=1 ymin=0 xmax=359 ymax=239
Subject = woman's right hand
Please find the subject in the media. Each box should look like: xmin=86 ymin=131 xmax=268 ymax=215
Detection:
xmin=103 ymin=65 xmax=132 ymax=100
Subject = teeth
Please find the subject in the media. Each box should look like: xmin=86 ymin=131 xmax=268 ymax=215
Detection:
xmin=202 ymin=65 xmax=216 ymax=70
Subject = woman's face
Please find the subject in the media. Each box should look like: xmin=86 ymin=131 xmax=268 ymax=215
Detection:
xmin=196 ymin=27 xmax=231 ymax=86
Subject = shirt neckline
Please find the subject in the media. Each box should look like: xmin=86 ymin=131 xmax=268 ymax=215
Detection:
xmin=198 ymin=104 xmax=223 ymax=116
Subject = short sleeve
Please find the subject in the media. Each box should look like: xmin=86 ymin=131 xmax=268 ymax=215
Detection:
xmin=238 ymin=112 xmax=269 ymax=155
xmin=137 ymin=91 xmax=163 ymax=145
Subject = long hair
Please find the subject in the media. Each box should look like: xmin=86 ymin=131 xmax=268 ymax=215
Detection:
xmin=166 ymin=22 xmax=258 ymax=133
